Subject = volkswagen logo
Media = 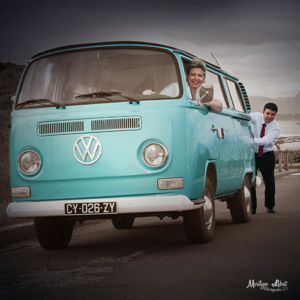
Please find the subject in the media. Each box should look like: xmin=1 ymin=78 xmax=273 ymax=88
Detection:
xmin=73 ymin=135 xmax=102 ymax=165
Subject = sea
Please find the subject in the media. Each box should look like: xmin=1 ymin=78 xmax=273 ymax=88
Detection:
xmin=277 ymin=120 xmax=300 ymax=150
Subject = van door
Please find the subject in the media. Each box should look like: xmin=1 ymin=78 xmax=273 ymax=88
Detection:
xmin=224 ymin=78 xmax=254 ymax=179
xmin=201 ymin=70 xmax=240 ymax=195
xmin=183 ymin=57 xmax=245 ymax=198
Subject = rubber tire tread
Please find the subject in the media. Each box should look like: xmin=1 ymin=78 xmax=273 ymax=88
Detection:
xmin=111 ymin=216 xmax=135 ymax=229
xmin=229 ymin=176 xmax=252 ymax=223
xmin=34 ymin=217 xmax=73 ymax=250
xmin=183 ymin=177 xmax=215 ymax=243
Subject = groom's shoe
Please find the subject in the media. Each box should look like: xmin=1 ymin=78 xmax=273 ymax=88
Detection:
xmin=267 ymin=207 xmax=275 ymax=213
xmin=252 ymin=208 xmax=256 ymax=215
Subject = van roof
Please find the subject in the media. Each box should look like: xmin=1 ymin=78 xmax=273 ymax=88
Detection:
xmin=32 ymin=31 xmax=235 ymax=76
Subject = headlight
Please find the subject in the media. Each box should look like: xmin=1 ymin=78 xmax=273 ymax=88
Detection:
xmin=142 ymin=142 xmax=168 ymax=168
xmin=17 ymin=150 xmax=41 ymax=175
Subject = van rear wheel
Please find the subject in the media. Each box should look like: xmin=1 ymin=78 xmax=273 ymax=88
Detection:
xmin=183 ymin=177 xmax=215 ymax=243
xmin=34 ymin=217 xmax=73 ymax=250
xmin=228 ymin=176 xmax=252 ymax=223
xmin=111 ymin=216 xmax=135 ymax=229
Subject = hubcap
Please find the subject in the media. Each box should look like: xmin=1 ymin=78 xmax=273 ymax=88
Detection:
xmin=244 ymin=185 xmax=251 ymax=213
xmin=203 ymin=192 xmax=213 ymax=230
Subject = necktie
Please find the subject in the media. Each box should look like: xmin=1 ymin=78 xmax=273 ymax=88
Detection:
xmin=258 ymin=123 xmax=266 ymax=157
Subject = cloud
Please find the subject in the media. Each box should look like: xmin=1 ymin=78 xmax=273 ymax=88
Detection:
xmin=196 ymin=41 xmax=300 ymax=97
xmin=0 ymin=0 xmax=299 ymax=98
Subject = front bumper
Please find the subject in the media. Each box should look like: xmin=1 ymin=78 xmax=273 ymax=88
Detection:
xmin=6 ymin=195 xmax=203 ymax=218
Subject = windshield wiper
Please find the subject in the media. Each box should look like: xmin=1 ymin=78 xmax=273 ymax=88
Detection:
xmin=15 ymin=99 xmax=66 ymax=109
xmin=74 ymin=91 xmax=139 ymax=104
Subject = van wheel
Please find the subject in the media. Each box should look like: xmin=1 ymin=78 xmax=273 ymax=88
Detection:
xmin=183 ymin=177 xmax=215 ymax=243
xmin=228 ymin=176 xmax=251 ymax=223
xmin=34 ymin=217 xmax=73 ymax=250
xmin=111 ymin=216 xmax=135 ymax=229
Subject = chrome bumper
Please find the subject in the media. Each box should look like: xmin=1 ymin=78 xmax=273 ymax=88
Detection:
xmin=6 ymin=195 xmax=203 ymax=218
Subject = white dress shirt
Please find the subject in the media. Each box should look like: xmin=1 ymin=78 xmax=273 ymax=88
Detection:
xmin=159 ymin=82 xmax=200 ymax=100
xmin=250 ymin=112 xmax=281 ymax=154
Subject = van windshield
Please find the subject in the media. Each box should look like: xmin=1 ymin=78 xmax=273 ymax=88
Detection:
xmin=16 ymin=47 xmax=181 ymax=108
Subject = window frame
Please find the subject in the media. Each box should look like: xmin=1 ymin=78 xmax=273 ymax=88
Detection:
xmin=180 ymin=58 xmax=229 ymax=109
xmin=15 ymin=45 xmax=184 ymax=110
xmin=224 ymin=78 xmax=246 ymax=113
xmin=205 ymin=69 xmax=229 ymax=109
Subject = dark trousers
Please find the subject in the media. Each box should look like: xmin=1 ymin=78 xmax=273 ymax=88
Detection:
xmin=251 ymin=151 xmax=276 ymax=209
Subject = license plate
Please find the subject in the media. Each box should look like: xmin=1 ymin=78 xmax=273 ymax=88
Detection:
xmin=64 ymin=202 xmax=117 ymax=215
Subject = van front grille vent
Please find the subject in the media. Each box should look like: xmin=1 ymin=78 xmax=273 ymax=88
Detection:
xmin=238 ymin=82 xmax=251 ymax=113
xmin=38 ymin=121 xmax=84 ymax=136
xmin=91 ymin=117 xmax=141 ymax=132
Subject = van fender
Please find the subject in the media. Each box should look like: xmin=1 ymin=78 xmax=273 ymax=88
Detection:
xmin=203 ymin=160 xmax=217 ymax=197
xmin=234 ymin=170 xmax=254 ymax=194
xmin=242 ymin=170 xmax=261 ymax=188
xmin=217 ymin=171 xmax=254 ymax=203
xmin=243 ymin=168 xmax=255 ymax=189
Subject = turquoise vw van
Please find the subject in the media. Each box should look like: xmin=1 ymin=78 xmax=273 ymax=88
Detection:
xmin=7 ymin=41 xmax=255 ymax=249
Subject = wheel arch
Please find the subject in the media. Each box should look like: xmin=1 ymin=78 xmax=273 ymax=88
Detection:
xmin=205 ymin=162 xmax=217 ymax=196
xmin=246 ymin=172 xmax=253 ymax=184
xmin=243 ymin=171 xmax=254 ymax=188
xmin=235 ymin=170 xmax=254 ymax=192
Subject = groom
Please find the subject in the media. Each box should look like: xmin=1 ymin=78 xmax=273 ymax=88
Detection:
xmin=250 ymin=103 xmax=281 ymax=214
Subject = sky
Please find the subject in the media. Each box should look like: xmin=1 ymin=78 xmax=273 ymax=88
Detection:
xmin=1 ymin=0 xmax=300 ymax=98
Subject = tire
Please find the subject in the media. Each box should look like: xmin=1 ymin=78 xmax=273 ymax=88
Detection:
xmin=183 ymin=177 xmax=215 ymax=243
xmin=111 ymin=216 xmax=135 ymax=229
xmin=34 ymin=217 xmax=73 ymax=250
xmin=228 ymin=176 xmax=252 ymax=223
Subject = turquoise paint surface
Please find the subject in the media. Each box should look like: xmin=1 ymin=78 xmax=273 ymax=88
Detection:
xmin=10 ymin=43 xmax=255 ymax=204
xmin=10 ymin=100 xmax=189 ymax=201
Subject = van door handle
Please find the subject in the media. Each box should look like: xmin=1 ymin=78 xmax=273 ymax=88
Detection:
xmin=212 ymin=127 xmax=225 ymax=139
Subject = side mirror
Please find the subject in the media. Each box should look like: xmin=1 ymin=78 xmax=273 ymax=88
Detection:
xmin=197 ymin=83 xmax=214 ymax=107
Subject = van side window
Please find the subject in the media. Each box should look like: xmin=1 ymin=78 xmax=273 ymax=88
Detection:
xmin=225 ymin=79 xmax=245 ymax=112
xmin=205 ymin=71 xmax=228 ymax=108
